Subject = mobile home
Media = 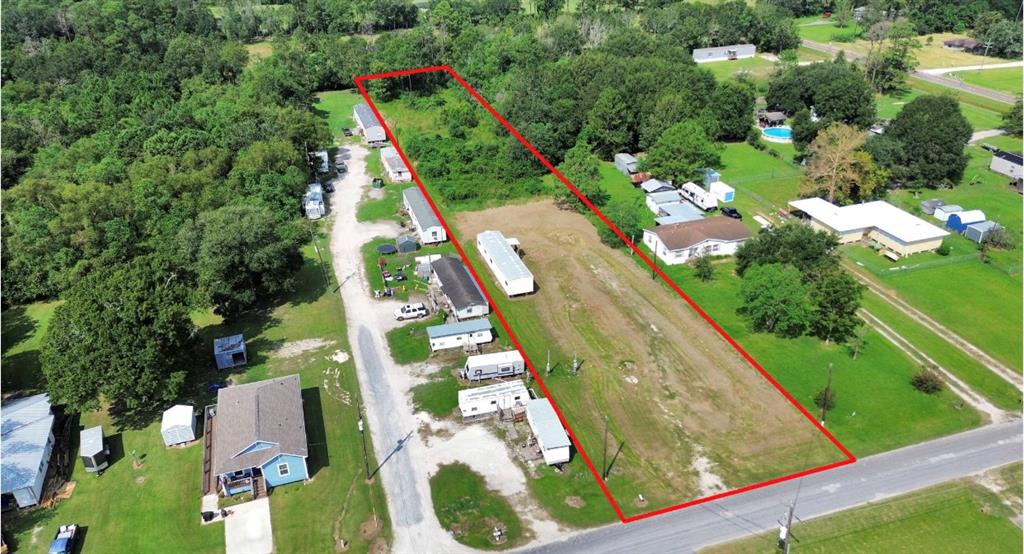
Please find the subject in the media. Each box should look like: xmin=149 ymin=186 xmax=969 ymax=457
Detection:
xmin=303 ymin=183 xmax=326 ymax=220
xmin=381 ymin=146 xmax=411 ymax=182
xmin=403 ymin=187 xmax=448 ymax=244
xmin=432 ymin=256 xmax=489 ymax=320
xmin=427 ymin=319 xmax=494 ymax=351
xmin=353 ymin=103 xmax=387 ymax=146
xmin=462 ymin=350 xmax=526 ymax=381
xmin=526 ymin=399 xmax=571 ymax=466
xmin=476 ymin=230 xmax=534 ymax=297
xmin=692 ymin=44 xmax=756 ymax=63
xmin=458 ymin=380 xmax=529 ymax=421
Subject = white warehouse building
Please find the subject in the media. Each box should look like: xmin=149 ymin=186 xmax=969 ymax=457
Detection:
xmin=526 ymin=399 xmax=571 ymax=466
xmin=458 ymin=380 xmax=529 ymax=421
xmin=476 ymin=230 xmax=534 ymax=297
xmin=462 ymin=350 xmax=526 ymax=381
xmin=403 ymin=187 xmax=447 ymax=244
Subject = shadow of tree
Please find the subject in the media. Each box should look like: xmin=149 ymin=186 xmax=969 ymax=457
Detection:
xmin=1 ymin=305 xmax=36 ymax=356
xmin=0 ymin=505 xmax=57 ymax=552
xmin=1 ymin=350 xmax=44 ymax=394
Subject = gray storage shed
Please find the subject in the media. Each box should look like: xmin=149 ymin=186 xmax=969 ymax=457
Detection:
xmin=964 ymin=221 xmax=1000 ymax=244
xmin=919 ymin=198 xmax=945 ymax=215
xmin=214 ymin=335 xmax=247 ymax=370
xmin=397 ymin=235 xmax=419 ymax=253
xmin=80 ymin=426 xmax=109 ymax=473
xmin=614 ymin=153 xmax=639 ymax=176
xmin=161 ymin=405 xmax=197 ymax=446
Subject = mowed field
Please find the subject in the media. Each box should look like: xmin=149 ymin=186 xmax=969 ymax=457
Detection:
xmin=453 ymin=200 xmax=843 ymax=516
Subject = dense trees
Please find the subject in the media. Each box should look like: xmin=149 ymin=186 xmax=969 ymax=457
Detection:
xmin=1002 ymin=99 xmax=1023 ymax=137
xmin=866 ymin=95 xmax=972 ymax=189
xmin=740 ymin=263 xmax=813 ymax=337
xmin=41 ymin=256 xmax=193 ymax=421
xmin=644 ymin=121 xmax=722 ymax=185
xmin=766 ymin=58 xmax=876 ymax=140
xmin=800 ymin=123 xmax=886 ymax=204
xmin=970 ymin=11 xmax=1023 ymax=59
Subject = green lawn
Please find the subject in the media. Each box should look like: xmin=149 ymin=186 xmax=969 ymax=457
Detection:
xmin=2 ymin=300 xmax=60 ymax=393
xmin=357 ymin=184 xmax=405 ymax=223
xmin=386 ymin=314 xmax=445 ymax=364
xmin=314 ymin=89 xmax=362 ymax=140
xmin=516 ymin=457 xmax=618 ymax=527
xmin=430 ymin=463 xmax=524 ymax=549
xmin=797 ymin=20 xmax=863 ymax=43
xmin=877 ymin=86 xmax=1007 ymax=131
xmin=360 ymin=237 xmax=434 ymax=302
xmin=700 ymin=56 xmax=778 ymax=84
xmin=411 ymin=368 xmax=461 ymax=418
xmin=2 ymin=244 xmax=393 ymax=553
xmin=705 ymin=480 xmax=1023 ymax=553
xmin=952 ymin=67 xmax=1024 ymax=96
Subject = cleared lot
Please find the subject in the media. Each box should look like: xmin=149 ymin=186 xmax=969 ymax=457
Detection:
xmin=455 ymin=200 xmax=843 ymax=516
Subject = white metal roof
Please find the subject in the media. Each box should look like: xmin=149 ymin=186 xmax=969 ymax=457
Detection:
xmin=647 ymin=190 xmax=683 ymax=205
xmin=477 ymin=230 xmax=533 ymax=282
xmin=403 ymin=187 xmax=441 ymax=230
xmin=526 ymin=399 xmax=570 ymax=450
xmin=788 ymin=198 xmax=949 ymax=243
xmin=458 ymin=380 xmax=528 ymax=405
xmin=948 ymin=209 xmax=986 ymax=224
xmin=466 ymin=350 xmax=524 ymax=367
xmin=426 ymin=318 xmax=492 ymax=339
xmin=80 ymin=426 xmax=105 ymax=457
xmin=161 ymin=405 xmax=195 ymax=432
xmin=641 ymin=179 xmax=673 ymax=193
xmin=1 ymin=394 xmax=54 ymax=494
xmin=381 ymin=146 xmax=408 ymax=173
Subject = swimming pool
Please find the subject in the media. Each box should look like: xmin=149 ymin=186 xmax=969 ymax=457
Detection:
xmin=762 ymin=125 xmax=793 ymax=143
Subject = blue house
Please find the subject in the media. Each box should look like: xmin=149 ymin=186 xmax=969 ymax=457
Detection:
xmin=211 ymin=375 xmax=309 ymax=497
xmin=1 ymin=394 xmax=56 ymax=508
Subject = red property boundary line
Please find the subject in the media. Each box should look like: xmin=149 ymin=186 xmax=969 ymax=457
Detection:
xmin=354 ymin=65 xmax=857 ymax=524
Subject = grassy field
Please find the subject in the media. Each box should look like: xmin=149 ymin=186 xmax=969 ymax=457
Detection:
xmin=314 ymin=90 xmax=362 ymax=141
xmin=456 ymin=201 xmax=845 ymax=517
xmin=2 ymin=301 xmax=60 ymax=393
xmin=244 ymin=40 xmax=274 ymax=66
xmin=705 ymin=479 xmax=1023 ymax=553
xmin=411 ymin=368 xmax=461 ymax=418
xmin=360 ymin=237 xmax=434 ymax=302
xmin=952 ymin=67 xmax=1024 ymax=96
xmin=807 ymin=30 xmax=1007 ymax=69
xmin=2 ymin=244 xmax=393 ymax=553
xmin=430 ymin=463 xmax=524 ymax=549
xmin=796 ymin=20 xmax=863 ymax=43
xmin=876 ymin=86 xmax=1006 ymax=130
xmin=386 ymin=313 xmax=445 ymax=364
xmin=357 ymin=184 xmax=405 ymax=222
xmin=700 ymin=56 xmax=778 ymax=83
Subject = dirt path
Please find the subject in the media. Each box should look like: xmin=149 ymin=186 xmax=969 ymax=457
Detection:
xmin=859 ymin=309 xmax=1012 ymax=423
xmin=327 ymin=145 xmax=569 ymax=552
xmin=846 ymin=264 xmax=1022 ymax=390
xmin=970 ymin=129 xmax=1005 ymax=143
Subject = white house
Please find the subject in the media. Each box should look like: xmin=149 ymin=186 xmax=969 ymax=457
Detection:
xmin=789 ymin=198 xmax=949 ymax=257
xmin=303 ymin=183 xmax=326 ymax=220
xmin=403 ymin=187 xmax=447 ymax=244
xmin=646 ymin=190 xmax=684 ymax=214
xmin=476 ymin=230 xmax=534 ymax=297
xmin=381 ymin=146 xmax=411 ymax=182
xmin=353 ymin=103 xmax=387 ymax=146
xmin=692 ymin=44 xmax=756 ymax=63
xmin=462 ymin=350 xmax=526 ymax=381
xmin=458 ymin=380 xmax=529 ymax=421
xmin=161 ymin=405 xmax=197 ymax=447
xmin=427 ymin=319 xmax=494 ymax=351
xmin=526 ymin=399 xmax=571 ymax=466
xmin=643 ymin=217 xmax=752 ymax=265
xmin=990 ymin=149 xmax=1023 ymax=179
xmin=1 ymin=394 xmax=56 ymax=508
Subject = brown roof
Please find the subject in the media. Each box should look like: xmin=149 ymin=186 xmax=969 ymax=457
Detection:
xmin=212 ymin=375 xmax=308 ymax=476
xmin=647 ymin=217 xmax=752 ymax=250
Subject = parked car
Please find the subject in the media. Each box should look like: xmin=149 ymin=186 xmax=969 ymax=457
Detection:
xmin=394 ymin=303 xmax=428 ymax=321
xmin=343 ymin=128 xmax=353 ymax=137
xmin=336 ymin=161 xmax=347 ymax=173
xmin=48 ymin=524 xmax=78 ymax=554
xmin=721 ymin=206 xmax=742 ymax=220
xmin=323 ymin=182 xmax=335 ymax=193
xmin=371 ymin=178 xmax=385 ymax=188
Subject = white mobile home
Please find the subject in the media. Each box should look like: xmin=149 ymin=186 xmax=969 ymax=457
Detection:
xmin=526 ymin=399 xmax=571 ymax=466
xmin=614 ymin=153 xmax=640 ymax=176
xmin=458 ymin=380 xmax=529 ymax=421
xmin=353 ymin=103 xmax=387 ymax=146
xmin=303 ymin=183 xmax=326 ymax=220
xmin=161 ymin=405 xmax=197 ymax=447
xmin=403 ymin=187 xmax=447 ymax=244
xmin=427 ymin=319 xmax=494 ymax=351
xmin=462 ymin=350 xmax=526 ymax=381
xmin=432 ymin=256 xmax=489 ymax=320
xmin=692 ymin=44 xmax=756 ymax=63
xmin=476 ymin=230 xmax=534 ymax=297
xmin=643 ymin=217 xmax=752 ymax=265
xmin=381 ymin=146 xmax=411 ymax=182
xmin=1 ymin=394 xmax=56 ymax=508
xmin=990 ymin=149 xmax=1023 ymax=179
xmin=680 ymin=182 xmax=718 ymax=211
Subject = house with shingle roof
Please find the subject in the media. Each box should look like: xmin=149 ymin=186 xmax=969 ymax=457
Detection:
xmin=431 ymin=256 xmax=489 ymax=320
xmin=642 ymin=217 xmax=752 ymax=265
xmin=211 ymin=375 xmax=309 ymax=496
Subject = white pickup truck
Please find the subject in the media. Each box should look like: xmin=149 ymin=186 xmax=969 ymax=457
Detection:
xmin=394 ymin=303 xmax=429 ymax=321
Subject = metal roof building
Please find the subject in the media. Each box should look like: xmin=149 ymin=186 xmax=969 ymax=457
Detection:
xmin=403 ymin=187 xmax=447 ymax=244
xmin=641 ymin=179 xmax=674 ymax=194
xmin=655 ymin=202 xmax=705 ymax=226
xmin=526 ymin=399 xmax=571 ymax=465
xmin=432 ymin=256 xmax=489 ymax=320
xmin=458 ymin=380 xmax=528 ymax=420
xmin=353 ymin=103 xmax=387 ymax=144
xmin=476 ymin=230 xmax=534 ymax=297
xmin=426 ymin=318 xmax=494 ymax=351
xmin=789 ymin=198 xmax=949 ymax=257
xmin=1 ymin=394 xmax=56 ymax=507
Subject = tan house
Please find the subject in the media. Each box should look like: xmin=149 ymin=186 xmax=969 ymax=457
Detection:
xmin=788 ymin=198 xmax=949 ymax=258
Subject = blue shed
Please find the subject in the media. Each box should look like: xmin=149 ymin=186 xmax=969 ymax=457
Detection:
xmin=946 ymin=210 xmax=986 ymax=233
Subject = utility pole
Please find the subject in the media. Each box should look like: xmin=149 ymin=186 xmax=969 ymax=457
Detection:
xmin=572 ymin=353 xmax=579 ymax=376
xmin=545 ymin=350 xmax=552 ymax=376
xmin=778 ymin=481 xmax=803 ymax=553
xmin=310 ymin=228 xmax=329 ymax=287
xmin=601 ymin=416 xmax=609 ymax=479
xmin=820 ymin=363 xmax=834 ymax=425
xmin=357 ymin=397 xmax=370 ymax=480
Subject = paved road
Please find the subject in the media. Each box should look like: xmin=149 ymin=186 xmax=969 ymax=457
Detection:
xmin=526 ymin=421 xmax=1022 ymax=553
xmin=800 ymin=39 xmax=1018 ymax=104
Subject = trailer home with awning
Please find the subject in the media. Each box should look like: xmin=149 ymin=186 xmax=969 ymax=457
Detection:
xmin=476 ymin=230 xmax=534 ymax=297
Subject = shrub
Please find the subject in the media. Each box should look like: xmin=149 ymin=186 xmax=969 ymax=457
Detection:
xmin=814 ymin=388 xmax=836 ymax=411
xmin=936 ymin=240 xmax=951 ymax=256
xmin=911 ymin=369 xmax=944 ymax=394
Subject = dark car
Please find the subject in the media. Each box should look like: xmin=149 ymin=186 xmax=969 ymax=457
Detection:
xmin=49 ymin=524 xmax=78 ymax=554
xmin=342 ymin=128 xmax=354 ymax=137
xmin=336 ymin=161 xmax=347 ymax=173
xmin=323 ymin=182 xmax=335 ymax=193
xmin=721 ymin=207 xmax=742 ymax=220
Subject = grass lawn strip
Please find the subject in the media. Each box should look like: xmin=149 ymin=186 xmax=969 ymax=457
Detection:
xmin=951 ymin=67 xmax=1023 ymax=96
xmin=430 ymin=463 xmax=524 ymax=549
xmin=703 ymin=479 xmax=1022 ymax=553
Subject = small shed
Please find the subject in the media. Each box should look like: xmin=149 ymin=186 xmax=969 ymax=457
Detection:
xmin=161 ymin=405 xmax=196 ymax=447
xmin=397 ymin=235 xmax=419 ymax=253
xmin=933 ymin=204 xmax=963 ymax=222
xmin=614 ymin=153 xmax=639 ymax=176
xmin=377 ymin=244 xmax=398 ymax=255
xmin=919 ymin=198 xmax=945 ymax=215
xmin=964 ymin=221 xmax=1000 ymax=243
xmin=80 ymin=426 xmax=109 ymax=473
xmin=641 ymin=179 xmax=674 ymax=194
xmin=709 ymin=181 xmax=735 ymax=203
xmin=946 ymin=210 xmax=986 ymax=233
xmin=703 ymin=169 xmax=721 ymax=186
xmin=214 ymin=335 xmax=247 ymax=370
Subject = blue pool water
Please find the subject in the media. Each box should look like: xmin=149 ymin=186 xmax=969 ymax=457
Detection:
xmin=762 ymin=126 xmax=793 ymax=139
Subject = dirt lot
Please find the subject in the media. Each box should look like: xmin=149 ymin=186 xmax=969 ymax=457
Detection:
xmin=455 ymin=200 xmax=843 ymax=515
